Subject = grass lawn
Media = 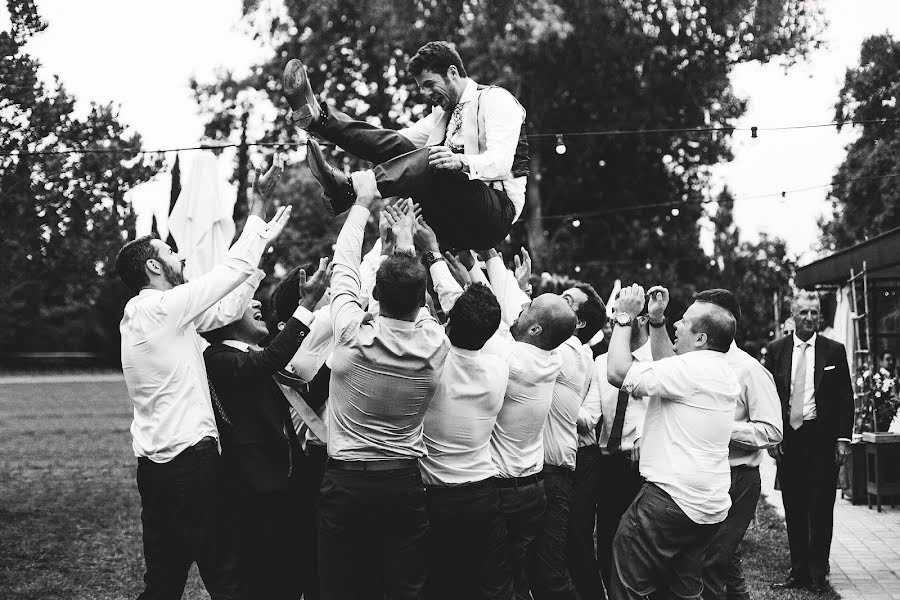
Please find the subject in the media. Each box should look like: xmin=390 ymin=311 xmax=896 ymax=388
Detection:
xmin=0 ymin=378 xmax=842 ymax=599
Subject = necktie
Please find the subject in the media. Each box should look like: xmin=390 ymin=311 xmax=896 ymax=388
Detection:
xmin=208 ymin=377 xmax=233 ymax=428
xmin=443 ymin=101 xmax=466 ymax=148
xmin=789 ymin=342 xmax=809 ymax=430
xmin=606 ymin=389 xmax=630 ymax=453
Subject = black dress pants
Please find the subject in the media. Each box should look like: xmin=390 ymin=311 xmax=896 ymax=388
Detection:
xmin=317 ymin=463 xmax=430 ymax=600
xmin=136 ymin=438 xmax=243 ymax=600
xmin=595 ymin=452 xmax=644 ymax=590
xmin=316 ymin=105 xmax=515 ymax=249
xmin=494 ymin=475 xmax=548 ymax=600
xmin=701 ymin=465 xmax=761 ymax=600
xmin=568 ymin=446 xmax=606 ymax=600
xmin=530 ymin=465 xmax=579 ymax=600
xmin=425 ymin=478 xmax=513 ymax=600
xmin=777 ymin=418 xmax=838 ymax=583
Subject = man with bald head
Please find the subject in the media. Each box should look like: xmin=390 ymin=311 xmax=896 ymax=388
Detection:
xmin=483 ymin=290 xmax=578 ymax=599
xmin=607 ymin=284 xmax=741 ymax=600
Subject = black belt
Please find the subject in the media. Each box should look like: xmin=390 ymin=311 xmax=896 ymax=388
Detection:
xmin=542 ymin=464 xmax=575 ymax=476
xmin=138 ymin=436 xmax=216 ymax=465
xmin=426 ymin=477 xmax=495 ymax=492
xmin=328 ymin=458 xmax=418 ymax=472
xmin=492 ymin=473 xmax=543 ymax=488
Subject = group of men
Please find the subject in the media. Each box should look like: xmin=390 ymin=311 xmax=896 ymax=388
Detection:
xmin=115 ymin=40 xmax=855 ymax=600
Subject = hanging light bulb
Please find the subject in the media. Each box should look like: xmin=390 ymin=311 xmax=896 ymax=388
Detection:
xmin=671 ymin=208 xmax=680 ymax=217
xmin=574 ymin=265 xmax=582 ymax=273
xmin=555 ymin=134 xmax=566 ymax=155
xmin=644 ymin=262 xmax=652 ymax=270
xmin=751 ymin=126 xmax=758 ymax=139
xmin=572 ymin=219 xmax=581 ymax=228
xmin=598 ymin=159 xmax=606 ymax=167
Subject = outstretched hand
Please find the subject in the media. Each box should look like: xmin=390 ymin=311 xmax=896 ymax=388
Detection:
xmin=513 ymin=248 xmax=532 ymax=293
xmin=617 ymin=283 xmax=646 ymax=320
xmin=263 ymin=205 xmax=292 ymax=247
xmin=250 ymin=153 xmax=286 ymax=219
xmin=298 ymin=256 xmax=332 ymax=311
xmin=444 ymin=252 xmax=472 ymax=288
xmin=414 ymin=217 xmax=439 ymax=253
xmin=646 ymin=285 xmax=669 ymax=321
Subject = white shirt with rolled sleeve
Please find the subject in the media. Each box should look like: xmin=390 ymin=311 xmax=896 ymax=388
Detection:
xmin=398 ymin=78 xmax=527 ymax=221
xmin=621 ymin=350 xmax=740 ymax=524
xmin=543 ymin=336 xmax=594 ymax=470
xmin=726 ymin=342 xmax=783 ymax=467
xmin=121 ymin=215 xmax=270 ymax=463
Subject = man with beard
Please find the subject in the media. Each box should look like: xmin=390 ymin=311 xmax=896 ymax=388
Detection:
xmin=282 ymin=40 xmax=528 ymax=250
xmin=116 ymin=159 xmax=290 ymax=600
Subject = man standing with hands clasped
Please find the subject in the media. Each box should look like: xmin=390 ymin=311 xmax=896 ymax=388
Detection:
xmin=766 ymin=291 xmax=853 ymax=593
xmin=606 ymin=284 xmax=740 ymax=600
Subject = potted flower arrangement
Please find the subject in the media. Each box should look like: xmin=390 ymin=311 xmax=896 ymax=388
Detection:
xmin=842 ymin=367 xmax=900 ymax=504
xmin=852 ymin=367 xmax=900 ymax=510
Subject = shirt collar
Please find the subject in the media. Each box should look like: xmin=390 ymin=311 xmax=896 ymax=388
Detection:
xmin=377 ymin=315 xmax=416 ymax=330
xmin=451 ymin=346 xmax=481 ymax=358
xmin=632 ymin=339 xmax=653 ymax=362
xmin=519 ymin=340 xmax=553 ymax=357
xmin=793 ymin=332 xmax=817 ymax=348
xmin=138 ymin=287 xmax=164 ymax=296
xmin=458 ymin=78 xmax=477 ymax=105
xmin=222 ymin=340 xmax=252 ymax=353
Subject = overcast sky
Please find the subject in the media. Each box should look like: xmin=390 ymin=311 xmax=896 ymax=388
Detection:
xmin=11 ymin=0 xmax=900 ymax=263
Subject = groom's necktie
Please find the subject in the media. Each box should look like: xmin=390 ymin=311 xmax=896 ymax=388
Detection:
xmin=605 ymin=389 xmax=630 ymax=453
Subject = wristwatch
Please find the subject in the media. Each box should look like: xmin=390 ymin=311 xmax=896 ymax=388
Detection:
xmin=614 ymin=312 xmax=634 ymax=328
xmin=424 ymin=251 xmax=444 ymax=267
xmin=649 ymin=316 xmax=667 ymax=328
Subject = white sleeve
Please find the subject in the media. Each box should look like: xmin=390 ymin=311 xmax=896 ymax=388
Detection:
xmin=464 ymin=89 xmax=525 ymax=182
xmin=398 ymin=110 xmax=440 ymax=148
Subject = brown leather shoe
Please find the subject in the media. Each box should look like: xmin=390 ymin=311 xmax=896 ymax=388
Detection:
xmin=283 ymin=58 xmax=321 ymax=129
xmin=306 ymin=139 xmax=354 ymax=217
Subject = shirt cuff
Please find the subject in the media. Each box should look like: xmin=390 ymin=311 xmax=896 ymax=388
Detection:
xmin=292 ymin=305 xmax=315 ymax=326
xmin=246 ymin=269 xmax=265 ymax=287
xmin=244 ymin=215 xmax=270 ymax=239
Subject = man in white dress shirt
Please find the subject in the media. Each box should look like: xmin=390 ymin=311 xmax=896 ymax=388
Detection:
xmin=283 ymin=41 xmax=528 ymax=249
xmin=529 ymin=286 xmax=602 ymax=600
xmin=116 ymin=160 xmax=290 ymax=600
xmin=317 ymin=172 xmax=450 ymax=600
xmin=694 ymin=290 xmax=783 ymax=600
xmin=607 ymin=284 xmax=740 ymax=600
xmin=484 ymin=290 xmax=577 ymax=600
xmin=420 ymin=272 xmax=513 ymax=599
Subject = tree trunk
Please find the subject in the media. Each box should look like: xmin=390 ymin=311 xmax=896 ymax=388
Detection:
xmin=525 ymin=144 xmax=549 ymax=269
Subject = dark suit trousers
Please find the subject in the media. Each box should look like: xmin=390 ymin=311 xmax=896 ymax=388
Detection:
xmin=530 ymin=465 xmax=579 ymax=600
xmin=595 ymin=452 xmax=644 ymax=591
xmin=136 ymin=439 xmax=243 ymax=600
xmin=317 ymin=105 xmax=515 ymax=249
xmin=568 ymin=446 xmax=606 ymax=600
xmin=425 ymin=478 xmax=513 ymax=600
xmin=701 ymin=465 xmax=762 ymax=600
xmin=777 ymin=418 xmax=838 ymax=582
xmin=494 ymin=477 xmax=548 ymax=600
xmin=317 ymin=464 xmax=430 ymax=600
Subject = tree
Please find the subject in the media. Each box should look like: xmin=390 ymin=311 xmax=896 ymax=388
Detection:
xmin=0 ymin=0 xmax=158 ymax=357
xmin=709 ymin=187 xmax=795 ymax=346
xmin=820 ymin=34 xmax=900 ymax=251
xmin=193 ymin=0 xmax=823 ymax=308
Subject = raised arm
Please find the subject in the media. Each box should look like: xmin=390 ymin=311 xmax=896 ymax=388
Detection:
xmin=160 ymin=155 xmax=291 ymax=331
xmin=647 ymin=285 xmax=675 ymax=361
xmin=331 ymin=170 xmax=380 ymax=344
xmin=607 ymin=284 xmax=645 ymax=387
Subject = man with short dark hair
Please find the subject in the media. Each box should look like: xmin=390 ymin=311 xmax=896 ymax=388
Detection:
xmin=607 ymin=284 xmax=740 ymax=600
xmin=562 ymin=283 xmax=607 ymax=345
xmin=694 ymin=289 xmax=783 ymax=600
xmin=203 ymin=259 xmax=330 ymax=600
xmin=317 ymin=171 xmax=449 ymax=600
xmin=282 ymin=40 xmax=528 ymax=249
xmin=766 ymin=291 xmax=853 ymax=592
xmin=117 ymin=159 xmax=290 ymax=600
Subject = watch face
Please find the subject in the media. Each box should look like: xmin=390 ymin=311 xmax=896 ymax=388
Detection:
xmin=616 ymin=312 xmax=631 ymax=326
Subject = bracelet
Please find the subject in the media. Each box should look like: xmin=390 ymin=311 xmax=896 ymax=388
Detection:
xmin=649 ymin=316 xmax=666 ymax=328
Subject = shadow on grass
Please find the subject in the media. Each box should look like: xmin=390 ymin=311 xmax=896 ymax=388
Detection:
xmin=742 ymin=499 xmax=841 ymax=600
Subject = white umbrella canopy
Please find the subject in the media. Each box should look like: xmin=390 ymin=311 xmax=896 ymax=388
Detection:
xmin=168 ymin=150 xmax=237 ymax=280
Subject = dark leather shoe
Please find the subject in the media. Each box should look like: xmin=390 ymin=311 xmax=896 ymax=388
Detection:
xmin=306 ymin=139 xmax=354 ymax=217
xmin=771 ymin=575 xmax=810 ymax=590
xmin=808 ymin=579 xmax=830 ymax=593
xmin=283 ymin=58 xmax=321 ymax=129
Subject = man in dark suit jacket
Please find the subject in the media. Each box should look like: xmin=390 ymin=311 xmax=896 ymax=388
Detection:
xmin=204 ymin=259 xmax=330 ymax=600
xmin=764 ymin=291 xmax=854 ymax=593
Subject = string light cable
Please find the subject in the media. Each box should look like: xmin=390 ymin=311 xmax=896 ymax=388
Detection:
xmin=2 ymin=117 xmax=898 ymax=158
